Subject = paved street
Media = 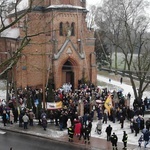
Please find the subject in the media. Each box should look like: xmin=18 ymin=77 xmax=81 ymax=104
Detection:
xmin=0 ymin=120 xmax=143 ymax=150
xmin=0 ymin=130 xmax=88 ymax=150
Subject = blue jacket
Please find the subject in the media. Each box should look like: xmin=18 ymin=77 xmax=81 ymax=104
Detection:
xmin=143 ymin=131 xmax=150 ymax=141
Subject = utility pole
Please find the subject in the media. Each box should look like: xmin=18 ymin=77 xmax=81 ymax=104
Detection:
xmin=42 ymin=51 xmax=46 ymax=110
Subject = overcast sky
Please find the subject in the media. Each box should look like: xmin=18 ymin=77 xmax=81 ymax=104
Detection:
xmin=87 ymin=0 xmax=101 ymax=5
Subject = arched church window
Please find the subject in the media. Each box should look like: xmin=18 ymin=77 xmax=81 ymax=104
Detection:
xmin=71 ymin=22 xmax=75 ymax=36
xmin=59 ymin=22 xmax=63 ymax=36
xmin=64 ymin=22 xmax=70 ymax=36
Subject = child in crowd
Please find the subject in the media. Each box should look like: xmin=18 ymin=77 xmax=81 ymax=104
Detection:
xmin=138 ymin=135 xmax=143 ymax=147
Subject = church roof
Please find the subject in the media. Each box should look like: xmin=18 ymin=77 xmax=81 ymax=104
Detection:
xmin=10 ymin=0 xmax=86 ymax=13
xmin=47 ymin=5 xmax=85 ymax=10
xmin=1 ymin=27 xmax=20 ymax=39
xmin=0 ymin=19 xmax=20 ymax=39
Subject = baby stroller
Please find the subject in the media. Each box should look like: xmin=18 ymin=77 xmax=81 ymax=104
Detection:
xmin=95 ymin=120 xmax=102 ymax=135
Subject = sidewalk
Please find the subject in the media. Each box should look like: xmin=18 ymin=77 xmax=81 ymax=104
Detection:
xmin=0 ymin=120 xmax=140 ymax=150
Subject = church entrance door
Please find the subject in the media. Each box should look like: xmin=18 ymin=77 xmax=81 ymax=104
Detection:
xmin=62 ymin=61 xmax=74 ymax=90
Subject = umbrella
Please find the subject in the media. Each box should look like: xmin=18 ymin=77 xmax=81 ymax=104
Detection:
xmin=96 ymin=100 xmax=103 ymax=104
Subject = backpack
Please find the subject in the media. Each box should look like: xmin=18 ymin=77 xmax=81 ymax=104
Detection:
xmin=6 ymin=113 xmax=9 ymax=120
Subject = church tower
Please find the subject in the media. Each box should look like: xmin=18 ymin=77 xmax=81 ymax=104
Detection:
xmin=15 ymin=0 xmax=97 ymax=90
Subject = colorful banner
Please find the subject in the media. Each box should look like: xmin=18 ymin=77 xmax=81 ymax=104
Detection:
xmin=46 ymin=101 xmax=62 ymax=110
xmin=104 ymin=94 xmax=113 ymax=115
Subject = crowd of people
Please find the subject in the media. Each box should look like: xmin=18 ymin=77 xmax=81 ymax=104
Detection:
xmin=0 ymin=81 xmax=150 ymax=149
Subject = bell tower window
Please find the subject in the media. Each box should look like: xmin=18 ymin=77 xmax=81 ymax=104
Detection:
xmin=71 ymin=22 xmax=75 ymax=36
xmin=59 ymin=22 xmax=63 ymax=36
xmin=64 ymin=22 xmax=70 ymax=36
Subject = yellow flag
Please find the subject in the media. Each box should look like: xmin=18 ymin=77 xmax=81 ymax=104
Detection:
xmin=104 ymin=94 xmax=112 ymax=115
xmin=56 ymin=101 xmax=63 ymax=108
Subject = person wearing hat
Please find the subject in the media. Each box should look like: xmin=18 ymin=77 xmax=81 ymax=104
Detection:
xmin=110 ymin=132 xmax=118 ymax=150
xmin=122 ymin=131 xmax=128 ymax=149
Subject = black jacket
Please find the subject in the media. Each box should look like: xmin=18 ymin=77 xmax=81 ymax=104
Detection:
xmin=106 ymin=125 xmax=112 ymax=135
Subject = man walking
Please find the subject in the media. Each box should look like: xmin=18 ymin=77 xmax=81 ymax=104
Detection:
xmin=110 ymin=132 xmax=118 ymax=150
xmin=84 ymin=125 xmax=90 ymax=144
xmin=143 ymin=129 xmax=150 ymax=148
xmin=120 ymin=115 xmax=124 ymax=129
xmin=122 ymin=131 xmax=128 ymax=149
xmin=105 ymin=125 xmax=112 ymax=141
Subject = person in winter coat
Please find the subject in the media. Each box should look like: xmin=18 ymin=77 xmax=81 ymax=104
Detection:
xmin=9 ymin=110 xmax=14 ymax=124
xmin=13 ymin=108 xmax=18 ymax=123
xmin=74 ymin=121 xmax=82 ymax=136
xmin=120 ymin=115 xmax=124 ymax=128
xmin=42 ymin=116 xmax=47 ymax=131
xmin=2 ymin=110 xmax=7 ymax=126
xmin=143 ymin=130 xmax=150 ymax=148
xmin=41 ymin=111 xmax=47 ymax=120
xmin=133 ymin=121 xmax=139 ymax=136
xmin=59 ymin=113 xmax=63 ymax=131
xmin=67 ymin=118 xmax=72 ymax=129
xmin=79 ymin=124 xmax=86 ymax=140
xmin=110 ymin=132 xmax=118 ymax=150
xmin=95 ymin=119 xmax=102 ymax=135
xmin=130 ymin=119 xmax=134 ymax=133
xmin=138 ymin=135 xmax=143 ymax=147
xmin=139 ymin=116 xmax=145 ymax=130
xmin=105 ymin=125 xmax=112 ymax=141
xmin=84 ymin=126 xmax=90 ymax=144
xmin=28 ymin=109 xmax=35 ymax=126
xmin=136 ymin=116 xmax=141 ymax=129
xmin=102 ymin=112 xmax=108 ymax=124
xmin=22 ymin=113 xmax=29 ymax=129
xmin=19 ymin=112 xmax=24 ymax=127
xmin=54 ymin=110 xmax=59 ymax=126
xmin=122 ymin=131 xmax=128 ymax=149
xmin=88 ymin=120 xmax=92 ymax=136
xmin=146 ymin=118 xmax=150 ymax=131
xmin=49 ymin=110 xmax=54 ymax=123
xmin=68 ymin=126 xmax=74 ymax=142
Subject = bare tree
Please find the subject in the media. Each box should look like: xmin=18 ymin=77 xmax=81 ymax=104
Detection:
xmin=86 ymin=5 xmax=97 ymax=29
xmin=0 ymin=0 xmax=33 ymax=75
xmin=95 ymin=0 xmax=150 ymax=101
xmin=0 ymin=0 xmax=56 ymax=76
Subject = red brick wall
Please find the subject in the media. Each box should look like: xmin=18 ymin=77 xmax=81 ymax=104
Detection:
xmin=14 ymin=1 xmax=97 ymax=89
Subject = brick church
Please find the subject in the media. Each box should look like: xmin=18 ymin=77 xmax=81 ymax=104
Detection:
xmin=1 ymin=0 xmax=97 ymax=90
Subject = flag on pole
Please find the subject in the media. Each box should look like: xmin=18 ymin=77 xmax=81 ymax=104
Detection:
xmin=104 ymin=94 xmax=113 ymax=115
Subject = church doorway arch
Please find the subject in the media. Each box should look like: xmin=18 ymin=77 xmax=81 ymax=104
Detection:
xmin=62 ymin=60 xmax=74 ymax=90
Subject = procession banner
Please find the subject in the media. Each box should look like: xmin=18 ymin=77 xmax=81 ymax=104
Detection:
xmin=104 ymin=94 xmax=112 ymax=115
xmin=46 ymin=101 xmax=62 ymax=110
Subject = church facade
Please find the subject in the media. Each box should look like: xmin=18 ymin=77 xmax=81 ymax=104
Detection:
xmin=3 ymin=0 xmax=97 ymax=90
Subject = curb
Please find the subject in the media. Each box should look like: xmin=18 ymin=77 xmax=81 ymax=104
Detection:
xmin=0 ymin=127 xmax=99 ymax=150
